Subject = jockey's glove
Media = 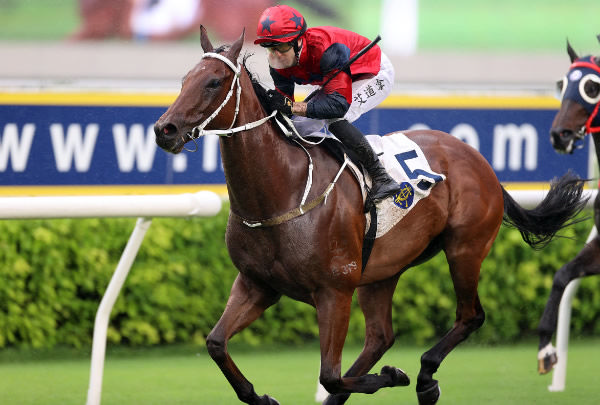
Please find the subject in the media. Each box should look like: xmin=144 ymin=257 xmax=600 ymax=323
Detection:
xmin=266 ymin=89 xmax=293 ymax=116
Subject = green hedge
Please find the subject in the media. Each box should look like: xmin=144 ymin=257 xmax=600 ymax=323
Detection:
xmin=1 ymin=205 xmax=598 ymax=349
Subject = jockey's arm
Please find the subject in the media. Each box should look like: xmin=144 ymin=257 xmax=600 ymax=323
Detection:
xmin=301 ymin=71 xmax=352 ymax=119
xmin=297 ymin=42 xmax=353 ymax=119
xmin=291 ymin=102 xmax=308 ymax=116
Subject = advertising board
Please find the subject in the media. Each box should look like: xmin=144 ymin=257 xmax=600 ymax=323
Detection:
xmin=0 ymin=92 xmax=592 ymax=195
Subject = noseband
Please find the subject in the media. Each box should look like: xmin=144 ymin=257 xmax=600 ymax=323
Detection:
xmin=187 ymin=52 xmax=277 ymax=142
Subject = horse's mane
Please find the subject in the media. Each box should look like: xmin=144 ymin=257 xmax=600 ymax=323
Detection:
xmin=242 ymin=53 xmax=272 ymax=112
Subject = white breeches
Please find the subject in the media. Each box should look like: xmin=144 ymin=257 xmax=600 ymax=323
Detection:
xmin=292 ymin=52 xmax=395 ymax=136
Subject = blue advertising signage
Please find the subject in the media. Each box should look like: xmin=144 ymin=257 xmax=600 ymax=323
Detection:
xmin=0 ymin=92 xmax=591 ymax=195
xmin=357 ymin=105 xmax=591 ymax=184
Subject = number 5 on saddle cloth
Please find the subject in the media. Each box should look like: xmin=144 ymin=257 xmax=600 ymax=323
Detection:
xmin=362 ymin=133 xmax=445 ymax=237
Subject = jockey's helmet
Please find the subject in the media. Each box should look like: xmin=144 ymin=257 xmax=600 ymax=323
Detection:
xmin=254 ymin=5 xmax=307 ymax=46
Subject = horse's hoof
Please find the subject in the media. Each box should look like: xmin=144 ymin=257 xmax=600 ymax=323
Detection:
xmin=537 ymin=343 xmax=558 ymax=374
xmin=417 ymin=381 xmax=441 ymax=405
xmin=381 ymin=365 xmax=410 ymax=387
xmin=538 ymin=353 xmax=558 ymax=374
xmin=258 ymin=394 xmax=280 ymax=405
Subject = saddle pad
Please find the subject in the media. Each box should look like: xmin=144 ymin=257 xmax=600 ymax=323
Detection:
xmin=365 ymin=132 xmax=446 ymax=238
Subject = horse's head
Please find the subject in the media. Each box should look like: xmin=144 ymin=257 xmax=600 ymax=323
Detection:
xmin=154 ymin=26 xmax=246 ymax=153
xmin=550 ymin=36 xmax=600 ymax=154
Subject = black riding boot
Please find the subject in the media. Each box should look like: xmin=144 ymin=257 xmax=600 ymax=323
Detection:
xmin=329 ymin=120 xmax=402 ymax=202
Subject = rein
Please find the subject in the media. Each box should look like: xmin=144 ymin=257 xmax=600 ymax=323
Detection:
xmin=191 ymin=51 xmax=347 ymax=227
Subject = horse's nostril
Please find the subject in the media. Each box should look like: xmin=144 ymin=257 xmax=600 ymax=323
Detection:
xmin=156 ymin=123 xmax=178 ymax=137
xmin=550 ymin=127 xmax=572 ymax=139
xmin=165 ymin=123 xmax=178 ymax=135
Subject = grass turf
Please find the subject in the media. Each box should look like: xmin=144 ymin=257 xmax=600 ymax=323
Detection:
xmin=0 ymin=339 xmax=598 ymax=404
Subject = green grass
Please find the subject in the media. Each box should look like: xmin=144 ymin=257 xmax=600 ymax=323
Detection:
xmin=0 ymin=0 xmax=79 ymax=40
xmin=418 ymin=0 xmax=600 ymax=52
xmin=0 ymin=0 xmax=599 ymax=52
xmin=0 ymin=340 xmax=598 ymax=404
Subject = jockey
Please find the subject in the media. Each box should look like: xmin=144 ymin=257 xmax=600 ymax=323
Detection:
xmin=254 ymin=4 xmax=402 ymax=204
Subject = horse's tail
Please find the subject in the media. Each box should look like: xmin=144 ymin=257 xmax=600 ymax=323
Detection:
xmin=501 ymin=170 xmax=589 ymax=249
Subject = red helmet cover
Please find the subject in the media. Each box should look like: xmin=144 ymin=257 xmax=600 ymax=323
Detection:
xmin=254 ymin=5 xmax=307 ymax=45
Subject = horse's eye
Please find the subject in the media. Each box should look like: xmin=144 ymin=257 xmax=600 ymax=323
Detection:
xmin=584 ymin=78 xmax=600 ymax=98
xmin=579 ymin=74 xmax=600 ymax=104
xmin=555 ymin=77 xmax=567 ymax=100
xmin=207 ymin=79 xmax=222 ymax=89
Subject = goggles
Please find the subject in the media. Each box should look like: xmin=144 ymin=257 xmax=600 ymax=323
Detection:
xmin=260 ymin=41 xmax=294 ymax=53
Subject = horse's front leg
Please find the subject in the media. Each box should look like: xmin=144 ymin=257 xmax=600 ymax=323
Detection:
xmin=315 ymin=288 xmax=404 ymax=398
xmin=206 ymin=274 xmax=281 ymax=405
xmin=537 ymin=235 xmax=600 ymax=374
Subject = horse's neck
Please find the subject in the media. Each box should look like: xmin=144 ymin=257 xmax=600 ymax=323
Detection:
xmin=219 ymin=86 xmax=310 ymax=218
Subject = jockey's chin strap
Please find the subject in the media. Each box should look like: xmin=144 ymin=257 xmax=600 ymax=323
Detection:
xmin=188 ymin=51 xmax=349 ymax=227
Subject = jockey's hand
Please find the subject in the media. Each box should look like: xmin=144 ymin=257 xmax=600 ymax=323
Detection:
xmin=266 ymin=89 xmax=292 ymax=116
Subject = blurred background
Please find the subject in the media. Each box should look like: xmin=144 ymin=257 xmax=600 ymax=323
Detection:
xmin=1 ymin=2 xmax=600 ymax=404
xmin=1 ymin=0 xmax=599 ymax=91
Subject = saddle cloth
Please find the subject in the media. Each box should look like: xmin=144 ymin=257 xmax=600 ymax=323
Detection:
xmin=276 ymin=114 xmax=445 ymax=238
xmin=360 ymin=132 xmax=446 ymax=238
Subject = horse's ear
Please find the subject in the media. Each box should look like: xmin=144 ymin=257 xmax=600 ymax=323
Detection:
xmin=567 ymin=39 xmax=578 ymax=63
xmin=200 ymin=25 xmax=214 ymax=53
xmin=597 ymin=34 xmax=600 ymax=45
xmin=227 ymin=28 xmax=245 ymax=62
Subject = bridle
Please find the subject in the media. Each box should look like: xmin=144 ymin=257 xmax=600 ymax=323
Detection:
xmin=562 ymin=57 xmax=600 ymax=135
xmin=570 ymin=58 xmax=600 ymax=134
xmin=552 ymin=56 xmax=600 ymax=154
xmin=185 ymin=52 xmax=277 ymax=147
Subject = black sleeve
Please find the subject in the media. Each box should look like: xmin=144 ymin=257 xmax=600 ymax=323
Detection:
xmin=305 ymin=43 xmax=352 ymax=119
xmin=269 ymin=67 xmax=295 ymax=99
xmin=319 ymin=43 xmax=351 ymax=74
xmin=306 ymin=90 xmax=350 ymax=119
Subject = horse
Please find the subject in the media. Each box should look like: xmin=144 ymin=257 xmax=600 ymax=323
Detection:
xmin=538 ymin=36 xmax=600 ymax=374
xmin=154 ymin=27 xmax=588 ymax=405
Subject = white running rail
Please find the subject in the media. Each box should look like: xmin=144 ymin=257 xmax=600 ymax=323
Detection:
xmin=0 ymin=191 xmax=222 ymax=405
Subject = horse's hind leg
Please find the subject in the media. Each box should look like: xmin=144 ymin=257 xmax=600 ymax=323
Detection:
xmin=537 ymin=235 xmax=600 ymax=374
xmin=417 ymin=255 xmax=486 ymax=405
xmin=206 ymin=274 xmax=281 ymax=405
xmin=324 ymin=275 xmax=409 ymax=405
xmin=315 ymin=287 xmax=407 ymax=399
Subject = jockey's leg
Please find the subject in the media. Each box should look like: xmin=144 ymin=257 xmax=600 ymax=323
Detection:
xmin=328 ymin=119 xmax=401 ymax=202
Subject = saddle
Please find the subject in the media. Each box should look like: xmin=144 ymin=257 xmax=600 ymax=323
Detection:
xmin=296 ymin=130 xmax=445 ymax=234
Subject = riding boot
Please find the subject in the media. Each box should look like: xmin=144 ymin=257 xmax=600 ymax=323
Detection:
xmin=329 ymin=120 xmax=402 ymax=202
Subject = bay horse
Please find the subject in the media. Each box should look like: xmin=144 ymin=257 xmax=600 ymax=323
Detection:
xmin=538 ymin=36 xmax=600 ymax=374
xmin=154 ymin=27 xmax=587 ymax=405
